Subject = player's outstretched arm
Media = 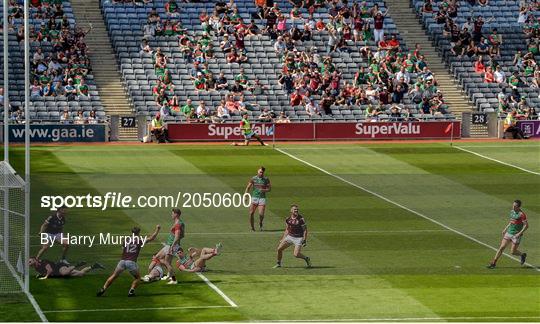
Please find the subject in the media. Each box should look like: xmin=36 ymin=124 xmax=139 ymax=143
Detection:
xmin=39 ymin=264 xmax=53 ymax=280
xmin=147 ymin=225 xmax=161 ymax=242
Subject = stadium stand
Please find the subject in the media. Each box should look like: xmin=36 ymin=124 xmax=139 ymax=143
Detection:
xmin=101 ymin=0 xmax=457 ymax=123
xmin=2 ymin=0 xmax=106 ymax=123
xmin=413 ymin=0 xmax=540 ymax=119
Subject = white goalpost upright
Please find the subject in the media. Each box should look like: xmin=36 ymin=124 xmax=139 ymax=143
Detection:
xmin=0 ymin=0 xmax=45 ymax=321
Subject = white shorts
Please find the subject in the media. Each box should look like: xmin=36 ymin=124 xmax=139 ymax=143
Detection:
xmin=283 ymin=235 xmax=303 ymax=247
xmin=116 ymin=260 xmax=139 ymax=276
xmin=504 ymin=232 xmax=522 ymax=244
xmin=251 ymin=197 xmax=266 ymax=206
xmin=162 ymin=243 xmax=181 ymax=256
xmin=151 ymin=264 xmax=164 ymax=280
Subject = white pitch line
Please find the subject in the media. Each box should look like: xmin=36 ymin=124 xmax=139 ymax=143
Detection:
xmin=454 ymin=146 xmax=540 ymax=175
xmin=42 ymin=305 xmax=233 ymax=313
xmin=262 ymin=316 xmax=540 ymax=322
xmin=457 ymin=145 xmax=540 ymax=148
xmin=275 ymin=148 xmax=540 ymax=271
xmin=196 ymin=272 xmax=238 ymax=308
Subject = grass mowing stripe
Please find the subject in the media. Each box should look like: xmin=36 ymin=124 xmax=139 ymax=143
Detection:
xmin=262 ymin=316 xmax=540 ymax=322
xmin=42 ymin=305 xmax=234 ymax=313
xmin=196 ymin=273 xmax=238 ymax=308
xmin=275 ymin=147 xmax=540 ymax=272
xmin=454 ymin=146 xmax=540 ymax=175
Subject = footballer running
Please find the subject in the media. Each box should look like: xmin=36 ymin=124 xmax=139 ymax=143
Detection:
xmin=97 ymin=225 xmax=160 ymax=297
xmin=36 ymin=206 xmax=69 ymax=263
xmin=487 ymin=199 xmax=529 ymax=269
xmin=245 ymin=166 xmax=271 ymax=231
xmin=274 ymin=205 xmax=311 ymax=268
xmin=150 ymin=208 xmax=185 ymax=285
xmin=233 ymin=113 xmax=267 ymax=146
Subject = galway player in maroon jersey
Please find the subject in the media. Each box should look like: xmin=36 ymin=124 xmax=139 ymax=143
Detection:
xmin=29 ymin=257 xmax=104 ymax=279
xmin=274 ymin=205 xmax=311 ymax=268
xmin=97 ymin=225 xmax=160 ymax=297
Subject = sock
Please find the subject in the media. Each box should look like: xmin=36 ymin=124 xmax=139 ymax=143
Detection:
xmin=128 ymin=288 xmax=135 ymax=294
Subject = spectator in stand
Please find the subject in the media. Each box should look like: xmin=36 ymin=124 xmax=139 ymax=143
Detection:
xmin=181 ymin=99 xmax=195 ymax=117
xmin=217 ymin=99 xmax=230 ymax=121
xmin=494 ymin=66 xmax=506 ymax=84
xmin=64 ymin=79 xmax=77 ymax=101
xmin=373 ymin=10 xmax=388 ymax=43
xmin=165 ymin=0 xmax=179 ymax=18
xmin=30 ymin=80 xmax=43 ymax=99
xmin=216 ymin=72 xmax=229 ymax=91
xmin=276 ymin=111 xmax=290 ymax=123
xmin=484 ymin=66 xmax=495 ymax=83
xmin=304 ymin=97 xmax=321 ymax=117
xmin=258 ymin=108 xmax=274 ymax=122
xmin=60 ymin=110 xmax=70 ymax=124
xmin=474 ymin=55 xmax=486 ymax=73
xmin=74 ymin=110 xmax=85 ymax=124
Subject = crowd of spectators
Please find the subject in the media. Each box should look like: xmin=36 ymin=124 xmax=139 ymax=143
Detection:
xmin=142 ymin=0 xmax=453 ymax=123
xmin=25 ymin=0 xmax=94 ymax=103
xmin=428 ymin=0 xmax=540 ymax=119
xmin=267 ymin=0 xmax=448 ymax=119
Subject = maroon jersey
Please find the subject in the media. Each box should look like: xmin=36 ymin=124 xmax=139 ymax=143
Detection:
xmin=286 ymin=215 xmax=306 ymax=238
xmin=374 ymin=16 xmax=384 ymax=29
xmin=35 ymin=259 xmax=61 ymax=277
xmin=121 ymin=242 xmax=142 ymax=262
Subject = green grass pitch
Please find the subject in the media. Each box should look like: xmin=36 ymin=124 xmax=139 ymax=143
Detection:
xmin=0 ymin=141 xmax=539 ymax=322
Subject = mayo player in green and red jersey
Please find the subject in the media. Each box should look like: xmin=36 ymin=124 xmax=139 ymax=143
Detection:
xmin=274 ymin=205 xmax=311 ymax=268
xmin=488 ymin=200 xmax=529 ymax=269
xmin=175 ymin=243 xmax=222 ymax=272
xmin=151 ymin=208 xmax=184 ymax=284
xmin=233 ymin=113 xmax=266 ymax=146
xmin=245 ymin=166 xmax=271 ymax=231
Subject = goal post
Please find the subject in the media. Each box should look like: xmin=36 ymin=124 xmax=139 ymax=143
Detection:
xmin=0 ymin=161 xmax=27 ymax=293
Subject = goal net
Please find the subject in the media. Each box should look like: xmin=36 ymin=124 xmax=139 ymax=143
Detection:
xmin=0 ymin=161 xmax=27 ymax=293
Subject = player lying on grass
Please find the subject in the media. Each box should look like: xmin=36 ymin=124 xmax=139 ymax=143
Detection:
xmin=141 ymin=257 xmax=165 ymax=282
xmin=175 ymin=244 xmax=222 ymax=272
xmin=149 ymin=208 xmax=184 ymax=285
xmin=274 ymin=205 xmax=311 ymax=268
xmin=488 ymin=199 xmax=529 ymax=269
xmin=29 ymin=257 xmax=104 ymax=279
xmin=97 ymin=225 xmax=160 ymax=297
